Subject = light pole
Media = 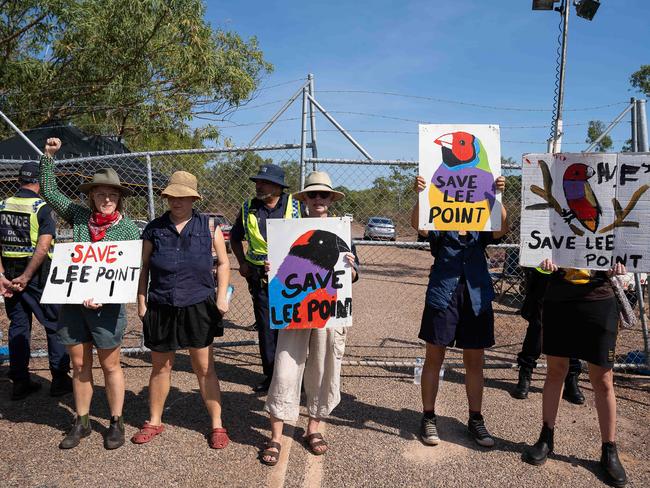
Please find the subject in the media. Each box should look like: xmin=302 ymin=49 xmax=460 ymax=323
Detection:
xmin=532 ymin=0 xmax=601 ymax=153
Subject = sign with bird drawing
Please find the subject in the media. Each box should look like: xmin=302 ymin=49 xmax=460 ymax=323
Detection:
xmin=418 ymin=124 xmax=502 ymax=231
xmin=520 ymin=152 xmax=650 ymax=272
xmin=267 ymin=217 xmax=353 ymax=329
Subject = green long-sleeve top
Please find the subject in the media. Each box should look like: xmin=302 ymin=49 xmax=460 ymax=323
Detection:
xmin=39 ymin=155 xmax=140 ymax=242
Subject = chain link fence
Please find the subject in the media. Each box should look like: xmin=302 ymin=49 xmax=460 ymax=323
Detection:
xmin=0 ymin=147 xmax=648 ymax=371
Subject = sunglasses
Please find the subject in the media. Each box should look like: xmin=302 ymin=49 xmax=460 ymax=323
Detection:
xmin=306 ymin=191 xmax=332 ymax=200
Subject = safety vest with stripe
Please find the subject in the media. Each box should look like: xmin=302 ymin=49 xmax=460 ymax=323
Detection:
xmin=534 ymin=266 xmax=552 ymax=275
xmin=0 ymin=196 xmax=54 ymax=259
xmin=242 ymin=194 xmax=301 ymax=265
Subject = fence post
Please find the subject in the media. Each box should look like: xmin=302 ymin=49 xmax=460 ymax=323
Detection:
xmin=145 ymin=153 xmax=156 ymax=221
xmin=299 ymin=87 xmax=308 ymax=189
xmin=308 ymin=73 xmax=318 ymax=170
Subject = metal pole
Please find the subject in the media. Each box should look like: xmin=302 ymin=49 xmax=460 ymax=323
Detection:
xmin=631 ymin=98 xmax=638 ymax=152
xmin=306 ymin=92 xmax=373 ymax=160
xmin=551 ymin=1 xmax=570 ymax=153
xmin=0 ymin=110 xmax=43 ymax=156
xmin=307 ymin=73 xmax=318 ymax=169
xmin=299 ymin=87 xmax=308 ymax=189
xmin=145 ymin=153 xmax=156 ymax=221
xmin=636 ymin=99 xmax=648 ymax=152
xmin=583 ymin=101 xmax=635 ymax=152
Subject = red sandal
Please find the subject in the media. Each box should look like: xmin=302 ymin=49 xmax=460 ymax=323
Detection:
xmin=209 ymin=427 xmax=230 ymax=449
xmin=131 ymin=421 xmax=164 ymax=444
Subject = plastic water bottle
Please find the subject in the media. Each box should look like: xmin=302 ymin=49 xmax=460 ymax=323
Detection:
xmin=226 ymin=284 xmax=234 ymax=304
xmin=413 ymin=357 xmax=423 ymax=385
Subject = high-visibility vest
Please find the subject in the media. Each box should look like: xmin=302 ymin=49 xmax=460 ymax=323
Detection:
xmin=242 ymin=194 xmax=301 ymax=265
xmin=0 ymin=196 xmax=54 ymax=258
xmin=534 ymin=266 xmax=552 ymax=275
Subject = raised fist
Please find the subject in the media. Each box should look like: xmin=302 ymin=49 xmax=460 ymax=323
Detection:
xmin=44 ymin=137 xmax=61 ymax=157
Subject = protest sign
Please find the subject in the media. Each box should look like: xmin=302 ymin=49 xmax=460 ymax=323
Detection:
xmin=267 ymin=217 xmax=353 ymax=330
xmin=520 ymin=152 xmax=650 ymax=271
xmin=41 ymin=240 xmax=143 ymax=303
xmin=419 ymin=124 xmax=502 ymax=231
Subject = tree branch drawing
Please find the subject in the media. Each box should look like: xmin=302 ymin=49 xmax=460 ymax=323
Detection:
xmin=598 ymin=184 xmax=650 ymax=234
xmin=525 ymin=159 xmax=585 ymax=237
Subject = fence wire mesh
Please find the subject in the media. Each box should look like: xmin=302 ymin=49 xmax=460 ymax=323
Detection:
xmin=0 ymin=148 xmax=648 ymax=371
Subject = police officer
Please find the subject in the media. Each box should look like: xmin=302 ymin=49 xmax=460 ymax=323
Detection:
xmin=0 ymin=161 xmax=71 ymax=400
xmin=230 ymin=164 xmax=303 ymax=393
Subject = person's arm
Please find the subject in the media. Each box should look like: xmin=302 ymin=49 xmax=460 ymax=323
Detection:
xmin=213 ymin=227 xmax=231 ymax=314
xmin=137 ymin=239 xmax=153 ymax=320
xmin=40 ymin=138 xmax=82 ymax=223
xmin=410 ymin=176 xmax=428 ymax=237
xmin=10 ymin=234 xmax=52 ymax=292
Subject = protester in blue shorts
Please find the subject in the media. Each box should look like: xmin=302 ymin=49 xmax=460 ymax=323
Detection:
xmin=410 ymin=175 xmax=508 ymax=448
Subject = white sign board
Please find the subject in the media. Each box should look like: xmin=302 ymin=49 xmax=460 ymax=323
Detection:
xmin=520 ymin=153 xmax=650 ymax=271
xmin=41 ymin=240 xmax=143 ymax=303
xmin=267 ymin=217 xmax=353 ymax=329
xmin=419 ymin=124 xmax=502 ymax=231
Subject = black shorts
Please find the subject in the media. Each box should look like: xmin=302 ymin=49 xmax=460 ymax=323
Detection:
xmin=542 ymin=296 xmax=618 ymax=368
xmin=143 ymin=295 xmax=223 ymax=352
xmin=419 ymin=279 xmax=495 ymax=349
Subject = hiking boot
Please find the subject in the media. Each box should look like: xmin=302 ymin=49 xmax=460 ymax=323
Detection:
xmin=563 ymin=373 xmax=585 ymax=405
xmin=468 ymin=413 xmax=494 ymax=448
xmin=420 ymin=414 xmax=440 ymax=445
xmin=50 ymin=374 xmax=73 ymax=397
xmin=523 ymin=423 xmax=554 ymax=466
xmin=600 ymin=442 xmax=627 ymax=487
xmin=60 ymin=417 xmax=91 ymax=449
xmin=11 ymin=379 xmax=41 ymax=401
xmin=511 ymin=367 xmax=532 ymax=399
xmin=104 ymin=416 xmax=125 ymax=450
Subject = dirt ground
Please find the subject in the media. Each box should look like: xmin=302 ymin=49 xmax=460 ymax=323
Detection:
xmin=0 ymin=246 xmax=648 ymax=488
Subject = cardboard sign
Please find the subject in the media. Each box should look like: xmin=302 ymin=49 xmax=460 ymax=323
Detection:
xmin=419 ymin=124 xmax=502 ymax=231
xmin=41 ymin=240 xmax=143 ymax=303
xmin=267 ymin=217 xmax=353 ymax=329
xmin=520 ymin=153 xmax=650 ymax=271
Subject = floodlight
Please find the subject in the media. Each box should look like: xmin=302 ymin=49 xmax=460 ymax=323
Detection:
xmin=532 ymin=0 xmax=558 ymax=10
xmin=575 ymin=0 xmax=600 ymax=20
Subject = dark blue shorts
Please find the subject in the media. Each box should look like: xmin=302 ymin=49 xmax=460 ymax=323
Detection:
xmin=419 ymin=279 xmax=494 ymax=349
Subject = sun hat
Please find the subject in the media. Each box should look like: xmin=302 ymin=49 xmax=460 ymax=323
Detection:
xmin=161 ymin=171 xmax=202 ymax=199
xmin=249 ymin=164 xmax=288 ymax=188
xmin=293 ymin=171 xmax=345 ymax=202
xmin=78 ymin=168 xmax=133 ymax=196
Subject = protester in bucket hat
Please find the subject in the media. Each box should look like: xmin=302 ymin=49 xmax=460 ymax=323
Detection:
xmin=133 ymin=169 xmax=231 ymax=449
xmin=230 ymin=164 xmax=304 ymax=393
xmin=38 ymin=137 xmax=141 ymax=450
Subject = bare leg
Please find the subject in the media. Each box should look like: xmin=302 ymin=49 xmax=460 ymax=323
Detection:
xmin=148 ymin=351 xmax=175 ymax=425
xmin=542 ymin=355 xmax=569 ymax=428
xmin=306 ymin=416 xmax=327 ymax=454
xmin=421 ymin=343 xmax=446 ymax=411
xmin=189 ymin=345 xmax=222 ymax=429
xmin=588 ymin=363 xmax=616 ymax=443
xmin=97 ymin=346 xmax=124 ymax=417
xmin=68 ymin=343 xmax=94 ymax=416
xmin=463 ymin=349 xmax=485 ymax=412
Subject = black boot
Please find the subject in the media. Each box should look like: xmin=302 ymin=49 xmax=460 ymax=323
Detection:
xmin=601 ymin=442 xmax=627 ymax=487
xmin=104 ymin=416 xmax=125 ymax=450
xmin=523 ymin=423 xmax=554 ymax=466
xmin=11 ymin=379 xmax=42 ymax=401
xmin=50 ymin=374 xmax=73 ymax=397
xmin=60 ymin=416 xmax=91 ymax=449
xmin=562 ymin=373 xmax=585 ymax=405
xmin=511 ymin=367 xmax=532 ymax=399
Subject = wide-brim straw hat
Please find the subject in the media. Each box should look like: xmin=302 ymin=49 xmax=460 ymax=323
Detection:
xmin=161 ymin=170 xmax=202 ymax=199
xmin=78 ymin=168 xmax=133 ymax=196
xmin=293 ymin=171 xmax=345 ymax=202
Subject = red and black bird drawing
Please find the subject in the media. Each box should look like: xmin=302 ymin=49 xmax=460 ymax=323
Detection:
xmin=562 ymin=163 xmax=601 ymax=233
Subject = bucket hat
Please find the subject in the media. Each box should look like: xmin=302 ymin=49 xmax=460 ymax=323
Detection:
xmin=78 ymin=168 xmax=133 ymax=196
xmin=161 ymin=171 xmax=202 ymax=199
xmin=293 ymin=171 xmax=345 ymax=202
xmin=249 ymin=164 xmax=288 ymax=188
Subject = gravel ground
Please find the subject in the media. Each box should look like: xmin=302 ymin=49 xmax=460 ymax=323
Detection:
xmin=0 ymin=245 xmax=648 ymax=488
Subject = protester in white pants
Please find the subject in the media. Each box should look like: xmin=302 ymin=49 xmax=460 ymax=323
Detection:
xmin=260 ymin=171 xmax=358 ymax=466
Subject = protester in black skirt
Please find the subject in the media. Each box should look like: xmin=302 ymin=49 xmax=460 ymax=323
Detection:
xmin=133 ymin=171 xmax=231 ymax=449
xmin=523 ymin=260 xmax=628 ymax=487
xmin=410 ymin=175 xmax=508 ymax=448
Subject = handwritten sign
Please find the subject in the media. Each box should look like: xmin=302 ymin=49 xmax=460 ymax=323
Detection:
xmin=41 ymin=240 xmax=143 ymax=303
xmin=419 ymin=124 xmax=502 ymax=231
xmin=267 ymin=218 xmax=353 ymax=329
xmin=520 ymin=153 xmax=650 ymax=271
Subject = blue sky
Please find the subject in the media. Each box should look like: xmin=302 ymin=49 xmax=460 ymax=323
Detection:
xmin=205 ymin=0 xmax=649 ymax=162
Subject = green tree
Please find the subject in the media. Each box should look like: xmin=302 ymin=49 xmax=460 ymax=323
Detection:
xmin=630 ymin=65 xmax=650 ymax=97
xmin=0 ymin=0 xmax=272 ymax=148
xmin=585 ymin=120 xmax=613 ymax=152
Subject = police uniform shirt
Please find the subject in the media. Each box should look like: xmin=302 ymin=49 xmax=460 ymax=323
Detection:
xmin=0 ymin=188 xmax=57 ymax=252
xmin=231 ymin=193 xmax=305 ymax=242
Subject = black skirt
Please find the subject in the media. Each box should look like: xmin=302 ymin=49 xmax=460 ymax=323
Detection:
xmin=143 ymin=295 xmax=223 ymax=352
xmin=542 ymin=296 xmax=618 ymax=368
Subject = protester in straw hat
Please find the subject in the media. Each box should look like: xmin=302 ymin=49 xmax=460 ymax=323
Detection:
xmin=39 ymin=138 xmax=140 ymax=450
xmin=132 ymin=170 xmax=231 ymax=449
xmin=260 ymin=171 xmax=359 ymax=466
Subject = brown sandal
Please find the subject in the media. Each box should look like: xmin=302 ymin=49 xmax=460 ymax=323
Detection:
xmin=305 ymin=432 xmax=328 ymax=455
xmin=260 ymin=441 xmax=281 ymax=466
xmin=131 ymin=421 xmax=164 ymax=444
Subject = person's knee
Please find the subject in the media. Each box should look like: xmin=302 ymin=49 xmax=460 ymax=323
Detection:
xmin=590 ymin=371 xmax=613 ymax=395
xmin=547 ymin=362 xmax=569 ymax=381
xmin=100 ymin=358 xmax=122 ymax=376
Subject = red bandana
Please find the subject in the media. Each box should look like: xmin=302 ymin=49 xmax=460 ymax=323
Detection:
xmin=88 ymin=211 xmax=122 ymax=242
